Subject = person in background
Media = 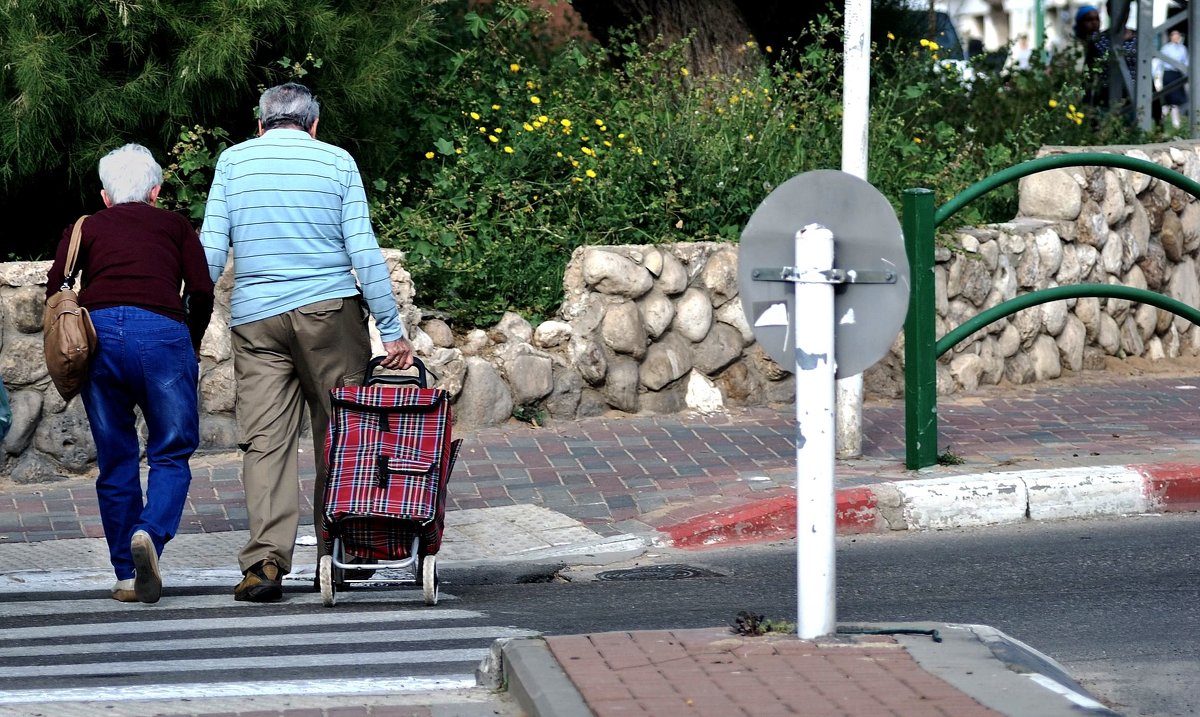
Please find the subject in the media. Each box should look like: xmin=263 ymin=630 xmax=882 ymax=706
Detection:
xmin=199 ymin=83 xmax=413 ymax=603
xmin=1159 ymin=29 xmax=1188 ymax=128
xmin=1078 ymin=5 xmax=1141 ymax=120
xmin=44 ymin=144 xmax=214 ymax=604
xmin=1010 ymin=34 xmax=1033 ymax=71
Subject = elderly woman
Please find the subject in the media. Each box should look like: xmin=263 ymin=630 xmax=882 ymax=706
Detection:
xmin=45 ymin=144 xmax=214 ymax=604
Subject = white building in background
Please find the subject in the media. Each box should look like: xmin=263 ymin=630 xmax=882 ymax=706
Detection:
xmin=935 ymin=0 xmax=1183 ymax=54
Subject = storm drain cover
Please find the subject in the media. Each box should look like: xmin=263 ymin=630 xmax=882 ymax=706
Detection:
xmin=595 ymin=564 xmax=723 ymax=581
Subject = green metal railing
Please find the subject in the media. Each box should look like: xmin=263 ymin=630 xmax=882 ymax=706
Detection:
xmin=904 ymin=152 xmax=1200 ymax=469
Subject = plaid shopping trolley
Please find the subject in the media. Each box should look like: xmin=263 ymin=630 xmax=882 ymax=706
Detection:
xmin=319 ymin=356 xmax=462 ymax=606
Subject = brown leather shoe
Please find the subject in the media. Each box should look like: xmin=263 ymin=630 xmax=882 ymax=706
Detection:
xmin=234 ymin=560 xmax=283 ymax=602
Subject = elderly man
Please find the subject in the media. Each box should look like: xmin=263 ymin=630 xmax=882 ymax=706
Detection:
xmin=200 ymin=83 xmax=413 ymax=602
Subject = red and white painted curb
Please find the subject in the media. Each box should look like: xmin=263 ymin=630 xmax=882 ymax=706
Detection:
xmin=659 ymin=463 xmax=1200 ymax=549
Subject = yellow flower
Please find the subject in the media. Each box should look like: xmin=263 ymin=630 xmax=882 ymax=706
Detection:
xmin=585 ymin=169 xmax=597 ymax=178
xmin=470 ymin=112 xmax=481 ymax=120
xmin=488 ymin=135 xmax=499 ymax=143
xmin=580 ymin=135 xmax=590 ymax=141
xmin=560 ymin=119 xmax=572 ymax=127
xmin=424 ymin=151 xmax=434 ymax=159
xmin=530 ymin=96 xmax=541 ymax=104
xmin=920 ymin=39 xmax=930 ymax=47
xmin=1048 ymin=99 xmax=1059 ymax=108
xmin=766 ymin=46 xmax=773 ymax=53
xmin=510 ymin=63 xmax=520 ymax=72
xmin=523 ymin=122 xmax=534 ymax=132
xmin=594 ymin=119 xmax=604 ymax=126
xmin=455 ymin=148 xmax=463 ymax=154
xmin=1068 ymin=104 xmax=1077 ymax=112
xmin=571 ymin=176 xmax=583 ymax=183
xmin=526 ymin=81 xmax=535 ymax=89
xmin=494 ymin=127 xmax=503 ymax=133
xmin=571 ymin=159 xmax=580 ymax=167
xmin=634 ymin=146 xmax=643 ymax=155
xmin=479 ymin=127 xmax=487 ymax=133
xmin=652 ymin=159 xmax=659 ymax=166
xmin=538 ymin=115 xmax=549 ymax=123
xmin=581 ymin=146 xmax=594 ymax=156
xmin=556 ymin=152 xmax=563 ymax=157
xmin=914 ymin=137 xmax=923 ymax=144
xmin=504 ymin=146 xmax=514 ymax=154
xmin=491 ymin=104 xmax=501 ymax=111
xmin=887 ymin=32 xmax=896 ymax=40
xmin=680 ymin=67 xmax=690 ymax=77
xmin=929 ymin=41 xmax=939 ymax=51
xmin=603 ymin=140 xmax=612 ymax=147
xmin=618 ymin=133 xmax=626 ymax=139
xmin=532 ymin=121 xmax=543 ymax=129
xmin=600 ymin=125 xmax=607 ymax=132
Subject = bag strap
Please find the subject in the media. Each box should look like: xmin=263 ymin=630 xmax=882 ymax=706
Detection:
xmin=61 ymin=215 xmax=89 ymax=291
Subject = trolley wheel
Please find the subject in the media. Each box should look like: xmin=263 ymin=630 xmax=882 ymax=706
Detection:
xmin=421 ymin=554 xmax=439 ymax=605
xmin=319 ymin=555 xmax=336 ymax=607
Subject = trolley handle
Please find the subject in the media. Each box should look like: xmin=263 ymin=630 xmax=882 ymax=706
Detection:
xmin=365 ymin=355 xmax=429 ymax=388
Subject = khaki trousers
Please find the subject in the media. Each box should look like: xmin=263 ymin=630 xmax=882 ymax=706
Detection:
xmin=231 ymin=297 xmax=371 ymax=574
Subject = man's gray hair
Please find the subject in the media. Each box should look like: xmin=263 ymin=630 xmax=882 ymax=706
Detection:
xmin=260 ymin=83 xmax=320 ymax=131
xmin=98 ymin=144 xmax=163 ymax=205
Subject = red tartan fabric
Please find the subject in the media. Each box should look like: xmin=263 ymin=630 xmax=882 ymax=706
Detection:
xmin=322 ymin=385 xmax=459 ymax=559
xmin=332 ymin=439 xmax=462 ymax=560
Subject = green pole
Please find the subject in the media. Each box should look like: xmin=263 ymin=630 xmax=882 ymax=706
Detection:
xmin=903 ymin=188 xmax=938 ymax=470
xmin=1034 ymin=0 xmax=1045 ymax=64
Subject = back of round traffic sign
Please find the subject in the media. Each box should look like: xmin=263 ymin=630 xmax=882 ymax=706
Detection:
xmin=737 ymin=170 xmax=910 ymax=378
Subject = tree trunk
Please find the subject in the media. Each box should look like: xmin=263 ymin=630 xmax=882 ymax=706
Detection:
xmin=571 ymin=0 xmax=759 ymax=76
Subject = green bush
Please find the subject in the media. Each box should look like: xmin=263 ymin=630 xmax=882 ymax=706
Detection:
xmin=375 ymin=7 xmax=1157 ymax=327
xmin=0 ymin=0 xmax=439 ymax=257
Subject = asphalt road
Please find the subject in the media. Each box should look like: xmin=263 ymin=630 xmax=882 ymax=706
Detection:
xmin=3 ymin=513 xmax=1195 ymax=716
xmin=451 ymin=512 xmax=1200 ymax=717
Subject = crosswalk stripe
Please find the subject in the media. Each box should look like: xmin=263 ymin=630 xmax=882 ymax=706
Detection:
xmin=0 ymin=676 xmax=478 ymax=705
xmin=0 ymin=607 xmax=483 ymax=640
xmin=0 ymin=590 xmax=441 ymax=618
xmin=0 ymin=625 xmax=535 ymax=657
xmin=0 ymin=648 xmax=489 ymax=678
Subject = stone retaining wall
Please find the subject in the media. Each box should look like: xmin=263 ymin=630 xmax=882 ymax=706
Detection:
xmin=5 ymin=140 xmax=1200 ymax=482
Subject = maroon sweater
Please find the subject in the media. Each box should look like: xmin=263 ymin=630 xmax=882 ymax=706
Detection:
xmin=46 ymin=202 xmax=215 ymax=350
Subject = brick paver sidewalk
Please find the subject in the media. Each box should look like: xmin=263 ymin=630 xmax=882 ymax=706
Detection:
xmin=545 ymin=629 xmax=1003 ymax=716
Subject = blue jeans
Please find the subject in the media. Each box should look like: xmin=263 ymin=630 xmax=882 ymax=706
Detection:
xmin=81 ymin=307 xmax=199 ymax=580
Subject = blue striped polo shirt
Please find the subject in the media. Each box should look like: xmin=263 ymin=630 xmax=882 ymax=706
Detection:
xmin=199 ymin=128 xmax=405 ymax=341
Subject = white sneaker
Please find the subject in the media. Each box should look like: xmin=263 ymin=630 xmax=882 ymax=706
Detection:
xmin=130 ymin=530 xmax=161 ymax=604
xmin=111 ymin=578 xmax=137 ymax=603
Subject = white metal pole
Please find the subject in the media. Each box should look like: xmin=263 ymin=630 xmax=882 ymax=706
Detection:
xmin=837 ymin=0 xmax=871 ymax=459
xmin=794 ymin=223 xmax=837 ymax=638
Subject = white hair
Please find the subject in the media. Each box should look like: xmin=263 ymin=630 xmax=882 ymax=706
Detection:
xmin=98 ymin=144 xmax=163 ymax=204
xmin=260 ymin=83 xmax=320 ymax=131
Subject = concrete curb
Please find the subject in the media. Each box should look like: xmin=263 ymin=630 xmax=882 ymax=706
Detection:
xmin=658 ymin=463 xmax=1200 ymax=548
xmin=500 ymin=638 xmax=592 ymax=717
